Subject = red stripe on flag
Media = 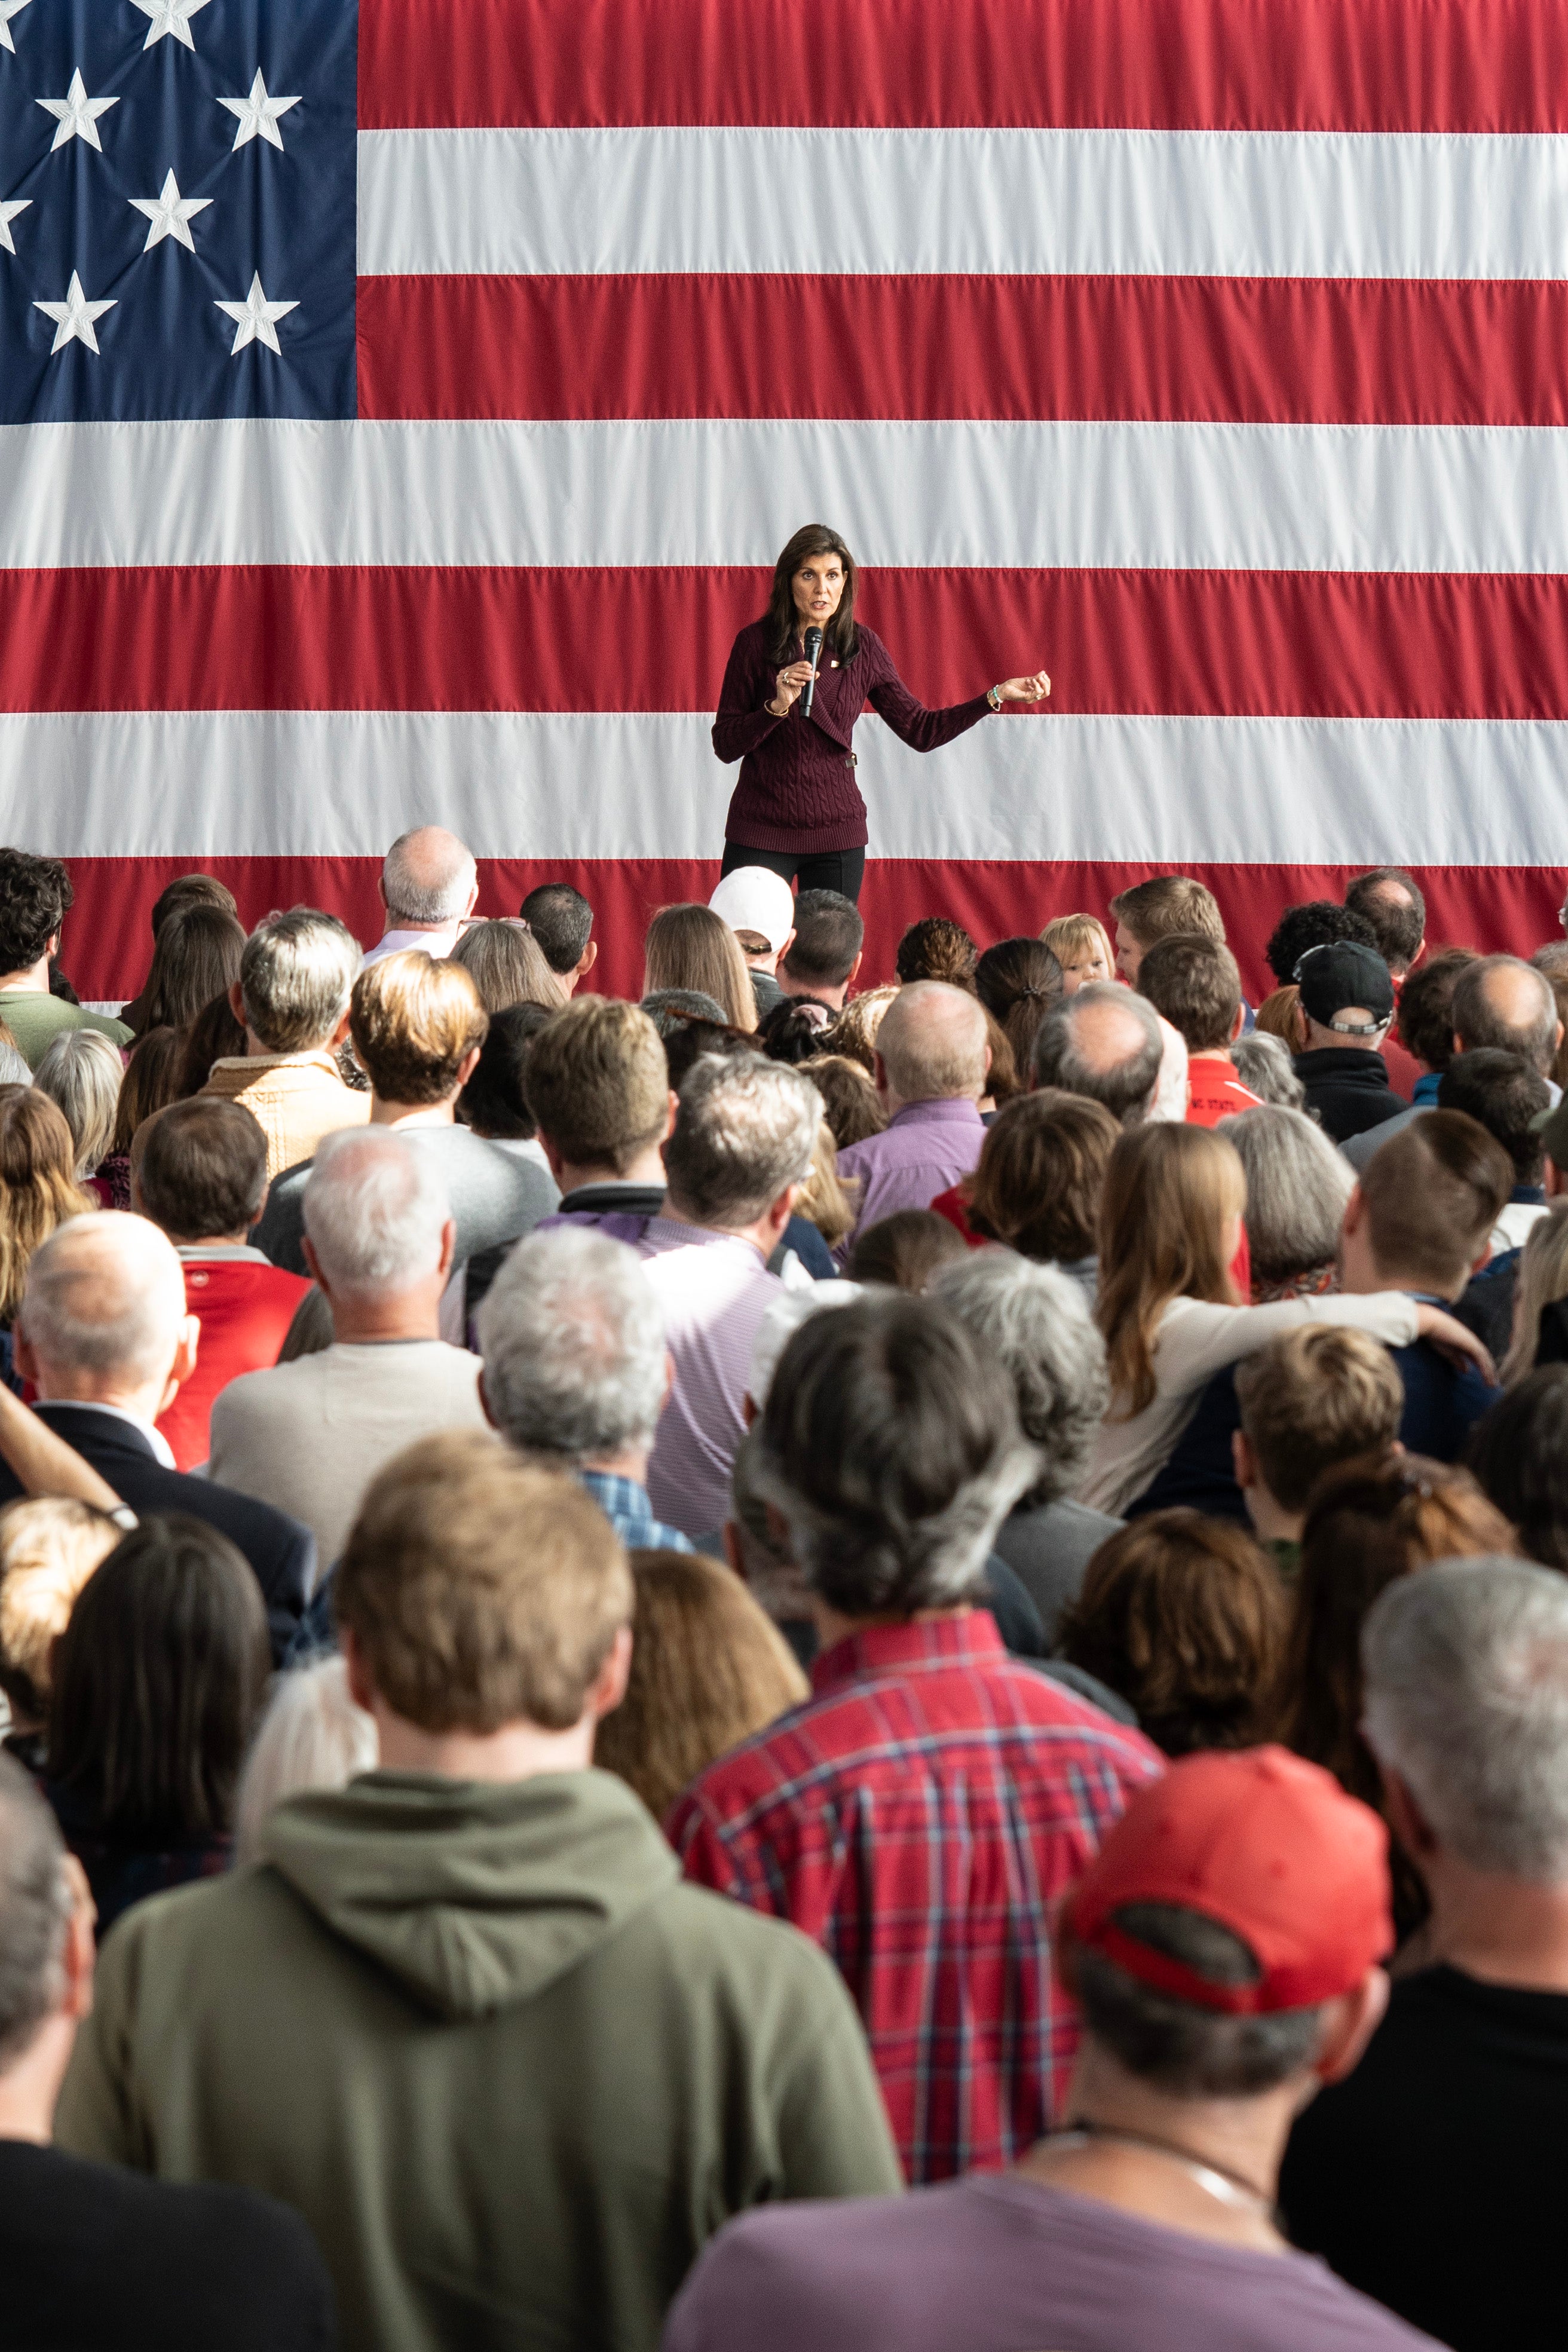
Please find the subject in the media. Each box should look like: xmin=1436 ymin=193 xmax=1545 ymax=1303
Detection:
xmin=8 ymin=566 xmax=1568 ymax=721
xmin=358 ymin=0 xmax=1568 ymax=132
xmin=62 ymin=854 xmax=1566 ymax=1010
xmin=357 ymin=271 xmax=1568 ymax=429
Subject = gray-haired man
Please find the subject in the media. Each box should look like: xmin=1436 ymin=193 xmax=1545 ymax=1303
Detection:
xmin=477 ymin=1224 xmax=691 ymax=1552
xmin=1282 ymin=1557 xmax=1568 ymax=2351
xmin=201 ymin=906 xmax=368 ymax=1178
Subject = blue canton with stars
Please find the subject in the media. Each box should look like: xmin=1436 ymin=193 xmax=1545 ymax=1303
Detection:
xmin=0 ymin=0 xmax=356 ymax=422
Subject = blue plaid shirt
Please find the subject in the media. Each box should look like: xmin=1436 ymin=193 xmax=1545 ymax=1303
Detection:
xmin=580 ymin=1471 xmax=694 ymax=1554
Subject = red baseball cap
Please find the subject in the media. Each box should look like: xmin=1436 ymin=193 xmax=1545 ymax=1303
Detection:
xmin=1064 ymin=1746 xmax=1392 ymax=2014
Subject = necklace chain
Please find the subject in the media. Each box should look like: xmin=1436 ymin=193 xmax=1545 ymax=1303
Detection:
xmin=1055 ymin=2124 xmax=1276 ymax=2219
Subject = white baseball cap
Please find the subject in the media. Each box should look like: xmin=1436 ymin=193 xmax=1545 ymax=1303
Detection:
xmin=709 ymin=866 xmax=797 ymax=953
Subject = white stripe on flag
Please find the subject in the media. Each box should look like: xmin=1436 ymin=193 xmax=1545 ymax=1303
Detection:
xmin=10 ymin=709 xmax=1568 ymax=865
xmin=7 ymin=417 xmax=1568 ymax=572
xmin=357 ymin=124 xmax=1568 ymax=281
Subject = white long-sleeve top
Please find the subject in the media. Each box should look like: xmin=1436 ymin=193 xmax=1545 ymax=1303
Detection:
xmin=1080 ymin=1290 xmax=1421 ymax=1518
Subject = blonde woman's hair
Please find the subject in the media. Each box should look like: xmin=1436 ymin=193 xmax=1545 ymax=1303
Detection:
xmin=794 ymin=1119 xmax=858 ymax=1249
xmin=234 ymin=1654 xmax=378 ymax=1866
xmin=643 ymin=904 xmax=757 ymax=1034
xmin=826 ymin=984 xmax=898 ymax=1074
xmin=0 ymin=1086 xmax=93 ymax=1323
xmin=1097 ymin=1123 xmax=1247 ymax=1417
xmin=0 ymin=1496 xmax=120 ymax=1727
xmin=1504 ymin=1199 xmax=1568 ymax=1385
xmin=1042 ymin=912 xmax=1114 ymax=979
xmin=31 ymin=1030 xmax=124 ymax=1178
xmin=593 ymin=1551 xmax=807 ymax=1821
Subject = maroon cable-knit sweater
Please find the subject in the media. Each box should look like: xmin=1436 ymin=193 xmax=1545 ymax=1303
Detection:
xmin=712 ymin=618 xmax=993 ymax=855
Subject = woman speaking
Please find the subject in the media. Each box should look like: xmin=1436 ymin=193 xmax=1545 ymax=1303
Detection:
xmin=712 ymin=523 xmax=1051 ymax=904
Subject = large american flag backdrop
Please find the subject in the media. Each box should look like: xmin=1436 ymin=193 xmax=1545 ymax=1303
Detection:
xmin=4 ymin=0 xmax=1568 ymax=1004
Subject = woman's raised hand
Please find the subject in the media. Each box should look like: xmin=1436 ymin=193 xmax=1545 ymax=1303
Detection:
xmin=768 ymin=661 xmax=816 ymax=716
xmin=994 ymin=671 xmax=1052 ymax=704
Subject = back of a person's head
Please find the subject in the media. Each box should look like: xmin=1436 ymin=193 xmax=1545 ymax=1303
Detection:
xmin=1437 ymin=1048 xmax=1549 ymax=1184
xmin=1451 ymin=953 xmax=1559 ymax=1073
xmin=519 ymin=883 xmax=593 ymax=975
xmin=1097 ymin=1123 xmax=1246 ymax=1413
xmin=0 ymin=849 xmax=72 ymax=976
xmin=0 ymin=1497 xmax=120 ymax=1731
xmin=644 ymin=904 xmax=756 ymax=1033
xmin=1226 ymin=1030 xmax=1303 ymax=1109
xmin=30 ymin=1029 xmax=122 ymax=1178
xmin=1031 ymin=982 xmax=1163 ymax=1125
xmin=1394 ymin=945 xmax=1477 ymax=1074
xmin=0 ymin=1751 xmax=72 ymax=2072
xmin=757 ymin=996 xmax=836 ymax=1066
xmin=173 ymin=993 xmax=245 ymax=1102
xmin=1253 ymin=986 xmax=1304 ymax=1052
xmin=302 ymin=1127 xmax=450 ymax=1298
xmin=846 ymin=1206 xmax=969 ymax=1292
xmin=658 ymin=1013 xmax=757 ymax=1092
xmin=800 ymin=1052 xmax=885 ymax=1150
xmin=350 ymin=948 xmax=488 ymax=1105
xmin=966 ymin=1088 xmax=1116 ymax=1264
xmin=335 ymin=1429 xmax=633 ymax=1734
xmin=1136 ymin=932 xmax=1242 ymax=1055
xmin=894 ymin=915 xmax=976 ymax=990
xmin=115 ymin=1026 xmax=187 ymax=1149
xmin=929 ymin=1250 xmax=1108 ymax=1505
xmin=239 ymin=908 xmax=360 ymax=1055
xmin=874 ymin=979 xmax=989 ymax=1105
xmin=448 ymin=918 xmax=562 ymax=1015
xmin=381 ymin=826 xmax=476 ymax=927
xmin=827 ymin=984 xmax=898 ymax=1076
xmin=457 ymin=999 xmax=553 ymax=1140
xmin=132 ymin=1095 xmax=269 ymax=1242
xmin=477 ymin=1225 xmax=666 ymax=1462
xmin=1364 ymin=1558 xmax=1568 ymax=1881
xmin=1234 ymin=1328 xmax=1404 ymax=1516
xmin=1357 ymin=1110 xmax=1513 ymax=1292
xmin=1344 ymin=868 xmax=1426 ymax=976
xmin=753 ymin=1293 xmax=1035 ymax=1616
xmin=973 ymin=939 xmax=1064 ymax=1074
xmin=641 ymin=989 xmax=730 ymax=1039
xmin=0 ymin=1092 xmax=92 ymax=1324
xmin=1468 ymin=1362 xmax=1568 ymax=1567
xmin=1108 ymin=875 xmax=1225 ymax=954
xmin=781 ymin=889 xmax=863 ymax=990
xmin=1263 ymin=899 xmax=1379 ymax=990
xmin=233 ymin=1655 xmax=378 ymax=1867
xmin=149 ymin=872 xmax=238 ymax=940
xmin=1057 ymin=1512 xmax=1286 ymax=1756
xmin=593 ymin=1551 xmax=808 ymax=1820
xmin=522 ymin=996 xmax=669 ymax=1171
xmin=1223 ymin=1104 xmax=1352 ymax=1287
xmin=48 ymin=1515 xmax=270 ymax=1840
xmin=141 ymin=901 xmax=247 ymax=1033
xmin=663 ymin=1052 xmax=818 ymax=1228
xmin=1279 ymin=1448 xmax=1518 ymax=1802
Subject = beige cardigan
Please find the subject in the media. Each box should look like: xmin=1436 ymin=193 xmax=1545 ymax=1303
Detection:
xmin=201 ymin=1052 xmax=369 ymax=1182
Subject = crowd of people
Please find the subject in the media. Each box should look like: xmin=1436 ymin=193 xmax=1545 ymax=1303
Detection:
xmin=1 ymin=834 xmax=1566 ymax=2350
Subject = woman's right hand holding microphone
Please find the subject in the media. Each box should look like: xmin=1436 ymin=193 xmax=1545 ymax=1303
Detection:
xmin=767 ymin=661 xmax=816 ymax=718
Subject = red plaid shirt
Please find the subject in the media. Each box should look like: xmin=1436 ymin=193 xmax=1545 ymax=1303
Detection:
xmin=667 ymin=1612 xmax=1162 ymax=2183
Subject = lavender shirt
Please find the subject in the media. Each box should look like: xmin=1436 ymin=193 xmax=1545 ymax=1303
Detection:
xmin=663 ymin=2175 xmax=1444 ymax=2352
xmin=837 ymin=1098 xmax=986 ymax=1239
xmin=637 ymin=1218 xmax=785 ymax=1542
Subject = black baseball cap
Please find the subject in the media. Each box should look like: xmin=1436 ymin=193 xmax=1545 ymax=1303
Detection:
xmin=1294 ymin=942 xmax=1395 ymax=1034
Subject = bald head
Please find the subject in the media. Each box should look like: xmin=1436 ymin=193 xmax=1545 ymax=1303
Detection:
xmin=16 ymin=1212 xmax=192 ymax=1410
xmin=1033 ymin=982 xmax=1163 ymax=1125
xmin=381 ymin=827 xmax=479 ymax=928
xmin=877 ymin=981 xmax=990 ymax=1107
xmin=1453 ymin=955 xmax=1561 ymax=1077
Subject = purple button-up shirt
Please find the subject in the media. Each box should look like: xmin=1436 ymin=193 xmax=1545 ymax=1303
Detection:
xmin=837 ymin=1097 xmax=987 ymax=1240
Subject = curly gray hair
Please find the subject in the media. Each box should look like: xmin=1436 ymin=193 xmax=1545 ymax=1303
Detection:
xmin=929 ymin=1250 xmax=1108 ymax=1507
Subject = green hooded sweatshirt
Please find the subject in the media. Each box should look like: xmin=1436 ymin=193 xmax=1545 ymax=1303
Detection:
xmin=56 ymin=1769 xmax=902 ymax=2352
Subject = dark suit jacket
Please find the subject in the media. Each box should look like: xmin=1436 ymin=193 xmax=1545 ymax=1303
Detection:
xmin=0 ymin=1404 xmax=313 ymax=1663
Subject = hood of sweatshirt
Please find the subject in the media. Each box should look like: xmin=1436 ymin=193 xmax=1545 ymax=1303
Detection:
xmin=262 ymin=1768 xmax=679 ymax=2020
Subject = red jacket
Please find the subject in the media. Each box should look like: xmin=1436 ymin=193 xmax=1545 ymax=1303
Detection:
xmin=157 ymin=1251 xmax=312 ymax=1471
xmin=713 ymin=619 xmax=991 ymax=854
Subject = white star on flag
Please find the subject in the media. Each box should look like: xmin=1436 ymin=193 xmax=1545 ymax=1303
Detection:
xmin=215 ymin=272 xmax=298 ymax=355
xmin=34 ymin=271 xmax=115 ymax=356
xmin=130 ymin=168 xmax=212 ymax=253
xmin=0 ymin=2 xmax=32 ymax=57
xmin=36 ymin=68 xmax=120 ymax=153
xmin=218 ymin=69 xmax=299 ymax=152
xmin=0 ymin=198 xmax=29 ymax=256
xmin=131 ymin=0 xmax=211 ymax=48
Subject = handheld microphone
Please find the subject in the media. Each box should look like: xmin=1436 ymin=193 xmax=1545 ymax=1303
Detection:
xmin=802 ymin=625 xmax=824 ymax=719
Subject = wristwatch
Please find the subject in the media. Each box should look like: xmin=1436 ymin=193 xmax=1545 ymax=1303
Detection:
xmin=987 ymin=684 xmax=1004 ymax=712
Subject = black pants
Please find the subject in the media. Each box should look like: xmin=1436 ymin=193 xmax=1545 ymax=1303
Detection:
xmin=721 ymin=841 xmax=866 ymax=904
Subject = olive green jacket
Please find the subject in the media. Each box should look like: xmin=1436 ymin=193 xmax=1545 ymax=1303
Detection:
xmin=57 ymin=1769 xmax=902 ymax=2352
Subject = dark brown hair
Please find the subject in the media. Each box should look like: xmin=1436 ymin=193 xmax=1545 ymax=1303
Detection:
xmin=132 ymin=1096 xmax=269 ymax=1241
xmin=801 ymin=1053 xmax=887 ymax=1150
xmin=110 ymin=1025 xmax=183 ymax=1152
xmin=139 ymin=902 xmax=247 ymax=1034
xmin=967 ymin=1088 xmax=1116 ymax=1263
xmin=975 ymin=936 xmax=1064 ymax=1075
xmin=1056 ymin=1511 xmax=1287 ymax=1756
xmin=0 ymin=1087 xmax=92 ymax=1322
xmin=1395 ymin=947 xmax=1478 ymax=1074
xmin=766 ymin=523 xmax=859 ymax=662
xmin=847 ymin=1207 xmax=970 ymax=1293
xmin=895 ymin=917 xmax=977 ymax=990
xmin=1108 ymin=875 xmax=1226 ymax=951
xmin=47 ymin=1515 xmax=270 ymax=1841
xmin=1356 ymin=1110 xmax=1512 ymax=1292
xmin=174 ymin=991 xmax=248 ymax=1100
xmin=1137 ymin=932 xmax=1243 ymax=1055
